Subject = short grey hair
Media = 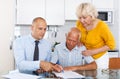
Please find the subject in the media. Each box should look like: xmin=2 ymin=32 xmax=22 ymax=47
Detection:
xmin=66 ymin=27 xmax=81 ymax=41
xmin=76 ymin=3 xmax=98 ymax=19
xmin=32 ymin=17 xmax=46 ymax=26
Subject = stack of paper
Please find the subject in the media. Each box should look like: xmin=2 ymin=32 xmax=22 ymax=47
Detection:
xmin=53 ymin=71 xmax=84 ymax=78
xmin=2 ymin=70 xmax=40 ymax=79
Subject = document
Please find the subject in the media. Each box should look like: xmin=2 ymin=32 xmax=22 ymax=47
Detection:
xmin=53 ymin=71 xmax=84 ymax=78
xmin=2 ymin=70 xmax=40 ymax=79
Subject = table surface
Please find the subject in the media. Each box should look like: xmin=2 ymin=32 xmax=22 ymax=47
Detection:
xmin=76 ymin=69 xmax=120 ymax=79
xmin=0 ymin=69 xmax=120 ymax=79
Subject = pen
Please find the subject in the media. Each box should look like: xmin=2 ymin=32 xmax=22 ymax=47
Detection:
xmin=82 ymin=56 xmax=85 ymax=65
xmin=82 ymin=56 xmax=86 ymax=76
xmin=61 ymin=70 xmax=64 ymax=73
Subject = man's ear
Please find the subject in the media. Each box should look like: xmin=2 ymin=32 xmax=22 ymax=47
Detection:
xmin=65 ymin=33 xmax=68 ymax=37
xmin=31 ymin=25 xmax=33 ymax=31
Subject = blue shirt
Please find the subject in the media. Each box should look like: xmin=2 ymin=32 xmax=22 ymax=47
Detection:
xmin=13 ymin=34 xmax=52 ymax=73
xmin=51 ymin=42 xmax=94 ymax=67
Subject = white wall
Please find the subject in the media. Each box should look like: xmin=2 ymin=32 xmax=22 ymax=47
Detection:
xmin=113 ymin=0 xmax=119 ymax=50
xmin=118 ymin=0 xmax=120 ymax=57
xmin=0 ymin=0 xmax=15 ymax=74
xmin=17 ymin=0 xmax=119 ymax=51
xmin=19 ymin=19 xmax=119 ymax=50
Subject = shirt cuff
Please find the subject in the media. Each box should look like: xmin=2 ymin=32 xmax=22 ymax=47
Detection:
xmin=34 ymin=61 xmax=40 ymax=70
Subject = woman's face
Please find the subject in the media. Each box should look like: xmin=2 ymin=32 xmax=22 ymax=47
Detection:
xmin=79 ymin=15 xmax=93 ymax=27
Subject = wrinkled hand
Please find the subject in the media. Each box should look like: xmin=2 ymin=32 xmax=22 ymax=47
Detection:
xmin=82 ymin=50 xmax=95 ymax=56
xmin=40 ymin=61 xmax=53 ymax=72
xmin=64 ymin=66 xmax=77 ymax=71
xmin=52 ymin=64 xmax=63 ymax=72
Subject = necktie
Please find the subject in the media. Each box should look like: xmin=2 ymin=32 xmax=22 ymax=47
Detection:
xmin=33 ymin=40 xmax=39 ymax=61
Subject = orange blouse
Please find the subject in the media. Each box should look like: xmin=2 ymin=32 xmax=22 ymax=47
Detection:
xmin=76 ymin=20 xmax=115 ymax=59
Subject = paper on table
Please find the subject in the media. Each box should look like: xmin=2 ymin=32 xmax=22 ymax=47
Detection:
xmin=2 ymin=70 xmax=40 ymax=79
xmin=53 ymin=71 xmax=84 ymax=78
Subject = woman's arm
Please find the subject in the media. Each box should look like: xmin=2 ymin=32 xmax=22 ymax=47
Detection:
xmin=82 ymin=45 xmax=110 ymax=56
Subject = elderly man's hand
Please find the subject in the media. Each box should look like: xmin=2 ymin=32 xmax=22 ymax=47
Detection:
xmin=64 ymin=66 xmax=77 ymax=71
xmin=40 ymin=61 xmax=53 ymax=72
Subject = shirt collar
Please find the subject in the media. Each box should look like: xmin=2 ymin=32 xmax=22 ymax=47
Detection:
xmin=63 ymin=42 xmax=79 ymax=51
xmin=29 ymin=34 xmax=43 ymax=44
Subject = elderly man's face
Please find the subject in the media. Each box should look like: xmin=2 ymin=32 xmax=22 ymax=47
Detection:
xmin=66 ymin=33 xmax=79 ymax=51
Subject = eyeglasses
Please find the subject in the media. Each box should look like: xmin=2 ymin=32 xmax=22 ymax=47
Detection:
xmin=102 ymin=69 xmax=118 ymax=74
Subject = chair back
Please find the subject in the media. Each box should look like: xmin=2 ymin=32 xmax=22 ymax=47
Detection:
xmin=109 ymin=58 xmax=120 ymax=69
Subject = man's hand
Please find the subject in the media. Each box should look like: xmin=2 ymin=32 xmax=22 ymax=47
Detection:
xmin=64 ymin=66 xmax=77 ymax=71
xmin=36 ymin=69 xmax=45 ymax=74
xmin=40 ymin=61 xmax=53 ymax=72
xmin=52 ymin=64 xmax=63 ymax=72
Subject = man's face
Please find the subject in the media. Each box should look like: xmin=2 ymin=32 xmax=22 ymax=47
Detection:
xmin=66 ymin=33 xmax=79 ymax=51
xmin=31 ymin=20 xmax=47 ymax=40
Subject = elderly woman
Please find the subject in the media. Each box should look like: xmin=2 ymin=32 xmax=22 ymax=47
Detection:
xmin=76 ymin=3 xmax=115 ymax=69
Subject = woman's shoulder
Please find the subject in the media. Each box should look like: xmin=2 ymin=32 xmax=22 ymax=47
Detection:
xmin=76 ymin=20 xmax=82 ymax=26
xmin=97 ymin=19 xmax=109 ymax=30
xmin=98 ymin=19 xmax=108 ymax=27
xmin=76 ymin=20 xmax=86 ymax=31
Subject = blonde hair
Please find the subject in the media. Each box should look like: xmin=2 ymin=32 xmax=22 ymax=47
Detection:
xmin=76 ymin=3 xmax=98 ymax=19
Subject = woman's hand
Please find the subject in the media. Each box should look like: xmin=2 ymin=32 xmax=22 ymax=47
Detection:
xmin=82 ymin=50 xmax=95 ymax=56
xmin=82 ymin=46 xmax=110 ymax=56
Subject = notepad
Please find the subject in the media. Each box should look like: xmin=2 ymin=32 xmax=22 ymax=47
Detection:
xmin=53 ymin=71 xmax=84 ymax=78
